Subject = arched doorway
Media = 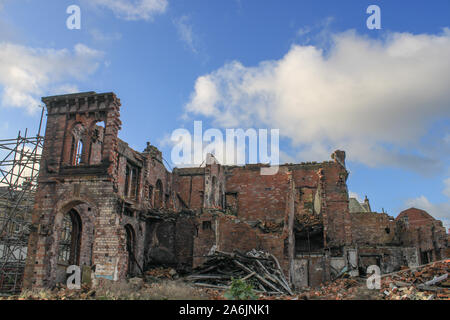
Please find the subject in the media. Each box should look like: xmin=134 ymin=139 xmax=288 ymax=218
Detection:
xmin=125 ymin=225 xmax=136 ymax=277
xmin=57 ymin=209 xmax=82 ymax=266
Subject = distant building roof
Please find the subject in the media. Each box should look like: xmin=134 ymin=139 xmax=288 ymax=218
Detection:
xmin=349 ymin=197 xmax=371 ymax=213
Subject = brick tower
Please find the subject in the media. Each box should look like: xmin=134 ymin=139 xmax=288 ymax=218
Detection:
xmin=22 ymin=92 xmax=134 ymax=289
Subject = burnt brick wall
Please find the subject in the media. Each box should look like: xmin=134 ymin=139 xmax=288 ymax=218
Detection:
xmin=286 ymin=154 xmax=351 ymax=250
xmin=144 ymin=214 xmax=196 ymax=271
xmin=358 ymin=246 xmax=419 ymax=274
xmin=192 ymin=213 xmax=293 ymax=276
xmin=193 ymin=170 xmax=296 ymax=280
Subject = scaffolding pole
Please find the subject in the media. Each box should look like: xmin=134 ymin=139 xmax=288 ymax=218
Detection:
xmin=0 ymin=109 xmax=44 ymax=294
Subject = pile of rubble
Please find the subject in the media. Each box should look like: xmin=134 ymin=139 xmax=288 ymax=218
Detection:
xmin=145 ymin=267 xmax=178 ymax=280
xmin=298 ymin=259 xmax=450 ymax=300
xmin=380 ymin=260 xmax=449 ymax=300
xmin=185 ymin=249 xmax=293 ymax=295
xmin=253 ymin=278 xmax=363 ymax=300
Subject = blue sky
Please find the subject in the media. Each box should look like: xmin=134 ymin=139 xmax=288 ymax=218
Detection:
xmin=0 ymin=0 xmax=449 ymax=228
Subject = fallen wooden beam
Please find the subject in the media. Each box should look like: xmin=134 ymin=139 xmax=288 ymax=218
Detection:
xmin=186 ymin=274 xmax=231 ymax=280
xmin=424 ymin=273 xmax=448 ymax=286
xmin=233 ymin=260 xmax=284 ymax=294
xmin=241 ymin=272 xmax=256 ymax=281
xmin=194 ymin=283 xmax=230 ymax=289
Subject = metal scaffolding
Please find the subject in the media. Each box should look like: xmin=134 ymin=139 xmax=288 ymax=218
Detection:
xmin=0 ymin=109 xmax=44 ymax=294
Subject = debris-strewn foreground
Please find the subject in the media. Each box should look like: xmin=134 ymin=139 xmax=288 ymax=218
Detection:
xmin=185 ymin=249 xmax=293 ymax=295
xmin=1 ymin=257 xmax=448 ymax=300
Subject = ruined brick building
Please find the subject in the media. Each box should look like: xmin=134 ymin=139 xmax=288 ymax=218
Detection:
xmin=22 ymin=91 xmax=449 ymax=290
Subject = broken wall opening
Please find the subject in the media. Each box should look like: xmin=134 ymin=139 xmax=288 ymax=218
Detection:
xmin=88 ymin=121 xmax=105 ymax=165
xmin=143 ymin=213 xmax=196 ymax=273
xmin=420 ymin=250 xmax=432 ymax=265
xmin=295 ymin=226 xmax=324 ymax=255
xmin=225 ymin=192 xmax=238 ymax=215
xmin=358 ymin=254 xmax=381 ymax=276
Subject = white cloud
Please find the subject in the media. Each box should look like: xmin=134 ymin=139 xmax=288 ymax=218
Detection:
xmin=173 ymin=15 xmax=197 ymax=53
xmin=349 ymin=191 xmax=363 ymax=202
xmin=404 ymin=176 xmax=450 ymax=231
xmin=404 ymin=195 xmax=450 ymax=231
xmin=185 ymin=29 xmax=450 ymax=172
xmin=158 ymin=132 xmax=176 ymax=148
xmin=188 ymin=76 xmax=220 ymax=116
xmin=90 ymin=0 xmax=168 ymax=21
xmin=0 ymin=42 xmax=103 ymax=113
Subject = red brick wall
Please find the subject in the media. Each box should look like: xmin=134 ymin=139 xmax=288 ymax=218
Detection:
xmin=350 ymin=212 xmax=397 ymax=245
xmin=396 ymin=208 xmax=448 ymax=262
xmin=225 ymin=166 xmax=291 ymax=221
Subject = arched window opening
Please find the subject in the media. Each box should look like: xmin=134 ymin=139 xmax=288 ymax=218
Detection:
xmin=75 ymin=139 xmax=83 ymax=165
xmin=70 ymin=137 xmax=84 ymax=166
xmin=155 ymin=179 xmax=163 ymax=208
xmin=125 ymin=225 xmax=136 ymax=276
xmin=58 ymin=209 xmax=82 ymax=265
